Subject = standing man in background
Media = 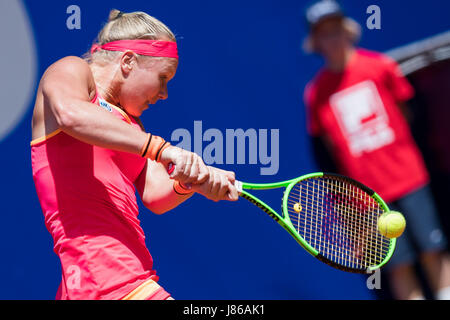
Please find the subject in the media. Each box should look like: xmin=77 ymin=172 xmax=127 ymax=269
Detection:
xmin=302 ymin=0 xmax=450 ymax=299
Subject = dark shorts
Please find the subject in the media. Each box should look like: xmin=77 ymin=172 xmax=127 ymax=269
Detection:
xmin=387 ymin=185 xmax=448 ymax=268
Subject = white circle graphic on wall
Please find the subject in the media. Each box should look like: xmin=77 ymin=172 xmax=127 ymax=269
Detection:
xmin=0 ymin=0 xmax=37 ymax=141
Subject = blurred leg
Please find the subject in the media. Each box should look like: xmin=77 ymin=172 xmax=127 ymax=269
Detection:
xmin=420 ymin=251 xmax=450 ymax=299
xmin=393 ymin=186 xmax=449 ymax=299
xmin=388 ymin=263 xmax=424 ymax=300
xmin=385 ymin=201 xmax=422 ymax=299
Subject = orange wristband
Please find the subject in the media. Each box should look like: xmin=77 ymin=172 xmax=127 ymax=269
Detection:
xmin=173 ymin=181 xmax=193 ymax=196
xmin=140 ymin=133 xmax=152 ymax=157
xmin=141 ymin=133 xmax=171 ymax=162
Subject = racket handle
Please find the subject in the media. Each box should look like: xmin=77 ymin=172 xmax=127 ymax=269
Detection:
xmin=167 ymin=162 xmax=175 ymax=175
xmin=167 ymin=163 xmax=192 ymax=189
xmin=234 ymin=180 xmax=243 ymax=193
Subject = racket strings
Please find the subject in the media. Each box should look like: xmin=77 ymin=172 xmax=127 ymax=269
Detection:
xmin=287 ymin=212 xmax=387 ymax=265
xmin=310 ymin=178 xmax=387 ymax=268
xmin=287 ymin=196 xmax=379 ymax=242
xmin=287 ymin=196 xmax=377 ymax=226
xmin=303 ymin=179 xmax=386 ymax=268
xmin=287 ymin=177 xmax=390 ymax=270
xmin=286 ymin=207 xmax=386 ymax=256
xmin=288 ymin=182 xmax=378 ymax=236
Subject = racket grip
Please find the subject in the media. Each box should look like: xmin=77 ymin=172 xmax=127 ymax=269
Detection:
xmin=167 ymin=163 xmax=193 ymax=189
xmin=234 ymin=180 xmax=243 ymax=193
xmin=167 ymin=162 xmax=175 ymax=175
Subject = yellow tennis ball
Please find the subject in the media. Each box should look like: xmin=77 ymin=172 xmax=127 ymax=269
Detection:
xmin=293 ymin=203 xmax=302 ymax=213
xmin=377 ymin=211 xmax=406 ymax=238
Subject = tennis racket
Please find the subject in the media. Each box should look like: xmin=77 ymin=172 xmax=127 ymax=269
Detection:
xmin=234 ymin=172 xmax=396 ymax=273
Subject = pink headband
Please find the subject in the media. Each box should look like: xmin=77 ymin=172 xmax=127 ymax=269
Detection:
xmin=90 ymin=40 xmax=178 ymax=59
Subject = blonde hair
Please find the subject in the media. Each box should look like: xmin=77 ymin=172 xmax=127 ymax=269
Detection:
xmin=85 ymin=9 xmax=176 ymax=63
xmin=303 ymin=17 xmax=361 ymax=54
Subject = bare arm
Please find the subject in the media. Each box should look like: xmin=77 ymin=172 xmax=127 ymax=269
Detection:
xmin=135 ymin=161 xmax=238 ymax=215
xmin=40 ymin=56 xmax=148 ymax=155
xmin=135 ymin=160 xmax=194 ymax=214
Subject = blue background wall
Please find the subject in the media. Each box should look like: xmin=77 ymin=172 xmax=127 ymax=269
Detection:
xmin=0 ymin=0 xmax=448 ymax=299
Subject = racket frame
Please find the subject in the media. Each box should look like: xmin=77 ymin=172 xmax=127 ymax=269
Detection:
xmin=236 ymin=172 xmax=396 ymax=273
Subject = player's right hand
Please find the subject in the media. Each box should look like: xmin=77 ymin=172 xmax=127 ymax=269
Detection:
xmin=191 ymin=166 xmax=239 ymax=202
xmin=159 ymin=146 xmax=209 ymax=185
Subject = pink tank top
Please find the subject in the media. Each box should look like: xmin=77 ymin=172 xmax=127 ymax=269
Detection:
xmin=31 ymin=94 xmax=162 ymax=299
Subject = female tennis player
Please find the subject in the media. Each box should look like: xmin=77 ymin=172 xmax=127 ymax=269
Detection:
xmin=31 ymin=9 xmax=238 ymax=300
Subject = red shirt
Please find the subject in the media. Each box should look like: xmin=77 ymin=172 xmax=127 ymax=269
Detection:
xmin=305 ymin=49 xmax=429 ymax=202
xmin=31 ymin=94 xmax=169 ymax=299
